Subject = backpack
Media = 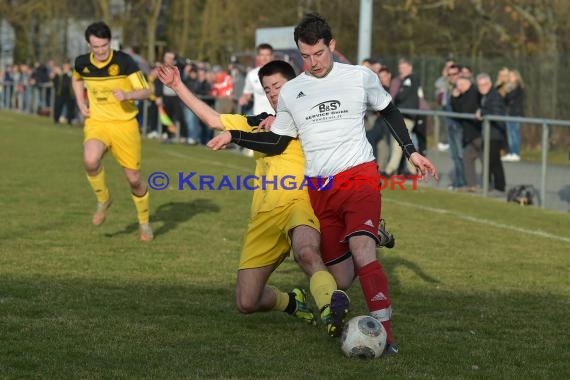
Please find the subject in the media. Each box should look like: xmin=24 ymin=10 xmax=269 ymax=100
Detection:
xmin=507 ymin=185 xmax=540 ymax=206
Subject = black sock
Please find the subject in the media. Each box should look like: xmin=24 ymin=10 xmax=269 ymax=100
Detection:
xmin=284 ymin=292 xmax=296 ymax=314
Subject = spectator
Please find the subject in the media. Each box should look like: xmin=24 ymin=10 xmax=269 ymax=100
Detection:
xmin=181 ymin=63 xmax=202 ymax=144
xmin=383 ymin=57 xmax=419 ymax=176
xmin=502 ymin=69 xmax=525 ymax=162
xmin=145 ymin=64 xmax=161 ymax=139
xmin=495 ymin=67 xmax=510 ymax=97
xmin=476 ymin=73 xmax=507 ymax=193
xmin=445 ymin=64 xmax=466 ymax=190
xmin=239 ymin=43 xmax=274 ymax=115
xmin=157 ymin=51 xmax=187 ymax=143
xmin=434 ymin=59 xmax=455 ymax=152
xmin=451 ymin=75 xmax=481 ymax=192
xmin=52 ymin=61 xmax=76 ymax=124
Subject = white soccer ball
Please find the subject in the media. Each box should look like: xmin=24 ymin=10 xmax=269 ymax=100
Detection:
xmin=340 ymin=315 xmax=387 ymax=359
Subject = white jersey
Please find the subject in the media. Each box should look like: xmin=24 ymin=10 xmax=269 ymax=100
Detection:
xmin=271 ymin=63 xmax=392 ymax=177
xmin=243 ymin=66 xmax=273 ymax=115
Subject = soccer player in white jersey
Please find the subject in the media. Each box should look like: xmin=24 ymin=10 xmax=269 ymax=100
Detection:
xmin=239 ymin=43 xmax=275 ymax=115
xmin=208 ymin=13 xmax=438 ymax=356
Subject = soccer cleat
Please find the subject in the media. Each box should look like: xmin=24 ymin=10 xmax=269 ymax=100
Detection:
xmin=378 ymin=218 xmax=395 ymax=248
xmin=321 ymin=290 xmax=350 ymax=337
xmin=290 ymin=288 xmax=316 ymax=325
xmin=383 ymin=342 xmax=399 ymax=356
xmin=139 ymin=223 xmax=154 ymax=242
xmin=92 ymin=197 xmax=112 ymax=226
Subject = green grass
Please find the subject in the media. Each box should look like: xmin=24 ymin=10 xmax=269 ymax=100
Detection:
xmin=521 ymin=148 xmax=569 ymax=166
xmin=1 ymin=110 xmax=569 ymax=379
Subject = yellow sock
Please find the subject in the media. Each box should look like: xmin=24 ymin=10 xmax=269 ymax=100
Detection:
xmin=268 ymin=286 xmax=290 ymax=312
xmin=310 ymin=270 xmax=337 ymax=310
xmin=131 ymin=190 xmax=150 ymax=224
xmin=86 ymin=168 xmax=110 ymax=203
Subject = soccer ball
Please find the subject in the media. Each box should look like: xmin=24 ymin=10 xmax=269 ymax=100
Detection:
xmin=340 ymin=315 xmax=387 ymax=359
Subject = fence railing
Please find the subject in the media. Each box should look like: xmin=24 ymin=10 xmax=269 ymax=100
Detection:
xmin=399 ymin=108 xmax=570 ymax=208
xmin=3 ymin=81 xmax=568 ymax=208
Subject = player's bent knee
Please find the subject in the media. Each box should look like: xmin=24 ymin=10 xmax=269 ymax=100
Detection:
xmin=235 ymin=295 xmax=259 ymax=314
xmin=293 ymin=245 xmax=320 ymax=266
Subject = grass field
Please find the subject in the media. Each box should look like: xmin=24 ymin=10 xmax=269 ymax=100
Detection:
xmin=1 ymin=110 xmax=569 ymax=379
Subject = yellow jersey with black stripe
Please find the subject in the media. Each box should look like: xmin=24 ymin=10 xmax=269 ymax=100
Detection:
xmin=220 ymin=114 xmax=308 ymax=215
xmin=73 ymin=50 xmax=149 ymax=122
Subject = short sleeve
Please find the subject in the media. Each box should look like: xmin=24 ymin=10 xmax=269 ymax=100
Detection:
xmin=364 ymin=69 xmax=392 ymax=111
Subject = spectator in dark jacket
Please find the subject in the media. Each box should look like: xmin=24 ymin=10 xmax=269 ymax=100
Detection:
xmin=451 ymin=75 xmax=481 ymax=191
xmin=476 ymin=73 xmax=507 ymax=193
xmin=52 ymin=61 xmax=75 ymax=124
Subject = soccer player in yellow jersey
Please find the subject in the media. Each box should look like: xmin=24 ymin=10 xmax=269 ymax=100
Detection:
xmin=157 ymin=60 xmax=349 ymax=336
xmin=72 ymin=21 xmax=153 ymax=241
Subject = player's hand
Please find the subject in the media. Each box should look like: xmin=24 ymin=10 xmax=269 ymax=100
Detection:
xmin=207 ymin=131 xmax=232 ymax=150
xmin=78 ymin=103 xmax=90 ymax=118
xmin=157 ymin=64 xmax=182 ymax=89
xmin=112 ymin=89 xmax=128 ymax=101
xmin=409 ymin=152 xmax=439 ymax=181
xmin=259 ymin=115 xmax=275 ymax=131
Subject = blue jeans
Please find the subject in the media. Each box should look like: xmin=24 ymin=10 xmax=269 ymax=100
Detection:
xmin=506 ymin=121 xmax=520 ymax=155
xmin=183 ymin=106 xmax=201 ymax=142
xmin=447 ymin=119 xmax=466 ymax=188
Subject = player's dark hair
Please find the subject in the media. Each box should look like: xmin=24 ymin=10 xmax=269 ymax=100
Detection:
xmin=258 ymin=60 xmax=296 ymax=83
xmin=257 ymin=43 xmax=274 ymax=53
xmin=85 ymin=21 xmax=112 ymax=42
xmin=294 ymin=12 xmax=333 ymax=46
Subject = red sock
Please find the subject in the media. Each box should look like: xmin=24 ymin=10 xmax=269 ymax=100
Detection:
xmin=358 ymin=260 xmax=394 ymax=344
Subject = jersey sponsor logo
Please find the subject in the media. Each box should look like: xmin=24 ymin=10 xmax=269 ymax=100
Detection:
xmin=305 ymin=99 xmax=348 ymax=122
xmin=311 ymin=100 xmax=340 ymax=112
xmin=296 ymin=91 xmax=306 ymax=98
xmin=108 ymin=64 xmax=120 ymax=76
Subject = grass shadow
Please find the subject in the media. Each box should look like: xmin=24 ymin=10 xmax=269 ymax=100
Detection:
xmin=104 ymin=198 xmax=220 ymax=239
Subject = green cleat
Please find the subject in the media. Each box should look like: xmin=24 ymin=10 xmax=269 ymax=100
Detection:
xmin=320 ymin=290 xmax=350 ymax=337
xmin=290 ymin=288 xmax=316 ymax=325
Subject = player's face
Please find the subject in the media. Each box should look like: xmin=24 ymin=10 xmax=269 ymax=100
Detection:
xmin=298 ymin=39 xmax=336 ymax=78
xmin=261 ymin=73 xmax=288 ymax=110
xmin=256 ymin=48 xmax=273 ymax=67
xmin=88 ymin=36 xmax=111 ymax=63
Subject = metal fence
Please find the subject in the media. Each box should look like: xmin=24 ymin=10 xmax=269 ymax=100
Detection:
xmin=2 ymin=80 xmax=568 ymax=208
xmin=400 ymin=108 xmax=570 ymax=208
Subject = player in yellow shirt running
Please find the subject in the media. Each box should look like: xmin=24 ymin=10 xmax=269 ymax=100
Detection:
xmin=72 ymin=21 xmax=153 ymax=241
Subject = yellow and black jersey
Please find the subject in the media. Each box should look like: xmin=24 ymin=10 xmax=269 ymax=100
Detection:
xmin=73 ymin=50 xmax=149 ymax=122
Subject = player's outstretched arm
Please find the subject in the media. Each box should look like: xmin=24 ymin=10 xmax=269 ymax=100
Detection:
xmin=157 ymin=64 xmax=224 ymax=131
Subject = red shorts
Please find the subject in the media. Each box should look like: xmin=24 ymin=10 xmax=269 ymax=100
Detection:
xmin=308 ymin=161 xmax=382 ymax=265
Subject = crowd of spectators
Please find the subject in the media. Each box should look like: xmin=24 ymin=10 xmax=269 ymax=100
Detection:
xmin=1 ymin=50 xmax=526 ymax=191
xmin=361 ymin=56 xmax=525 ymax=195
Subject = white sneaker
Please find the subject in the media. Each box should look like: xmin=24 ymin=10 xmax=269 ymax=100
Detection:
xmin=139 ymin=223 xmax=154 ymax=242
xmin=501 ymin=154 xmax=513 ymax=162
xmin=510 ymin=154 xmax=521 ymax=162
xmin=437 ymin=143 xmax=450 ymax=152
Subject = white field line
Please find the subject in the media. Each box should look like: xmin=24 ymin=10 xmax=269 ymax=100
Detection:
xmin=161 ymin=148 xmax=570 ymax=244
xmin=386 ymin=198 xmax=570 ymax=244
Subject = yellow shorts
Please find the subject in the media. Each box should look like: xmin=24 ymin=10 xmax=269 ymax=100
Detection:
xmin=239 ymin=197 xmax=320 ymax=270
xmin=83 ymin=118 xmax=141 ymax=170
